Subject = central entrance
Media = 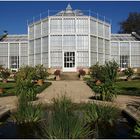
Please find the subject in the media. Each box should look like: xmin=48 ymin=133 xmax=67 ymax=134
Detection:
xmin=63 ymin=52 xmax=76 ymax=72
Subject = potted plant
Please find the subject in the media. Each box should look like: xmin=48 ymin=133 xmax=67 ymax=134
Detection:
xmin=0 ymin=68 xmax=10 ymax=83
xmin=54 ymin=70 xmax=61 ymax=81
xmin=79 ymin=69 xmax=86 ymax=80
xmin=124 ymin=67 xmax=134 ymax=81
xmin=35 ymin=64 xmax=48 ymax=86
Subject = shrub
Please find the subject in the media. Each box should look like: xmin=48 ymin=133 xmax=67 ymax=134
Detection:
xmin=84 ymin=103 xmax=119 ymax=138
xmin=15 ymin=65 xmax=36 ymax=81
xmin=13 ymin=94 xmax=43 ymax=124
xmin=79 ymin=69 xmax=86 ymax=76
xmin=0 ymin=68 xmax=10 ymax=81
xmin=16 ymin=79 xmax=37 ymax=101
xmin=134 ymin=122 xmax=140 ymax=137
xmin=123 ymin=67 xmax=134 ymax=78
xmin=89 ymin=61 xmax=119 ymax=101
xmin=104 ymin=60 xmax=119 ymax=83
xmin=90 ymin=62 xmax=105 ymax=82
xmin=34 ymin=64 xmax=48 ymax=80
xmin=54 ymin=70 xmax=61 ymax=76
xmin=97 ymin=82 xmax=118 ymax=101
xmin=41 ymin=96 xmax=91 ymax=139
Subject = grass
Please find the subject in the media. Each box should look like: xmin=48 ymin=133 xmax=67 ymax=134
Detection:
xmin=0 ymin=82 xmax=52 ymax=97
xmin=0 ymin=82 xmax=16 ymax=96
xmin=116 ymin=80 xmax=140 ymax=96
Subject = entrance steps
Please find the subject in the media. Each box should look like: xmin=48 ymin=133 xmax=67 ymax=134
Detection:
xmin=61 ymin=72 xmax=79 ymax=80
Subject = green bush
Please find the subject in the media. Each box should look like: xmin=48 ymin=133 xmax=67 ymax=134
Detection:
xmin=96 ymin=82 xmax=118 ymax=101
xmin=104 ymin=60 xmax=119 ymax=83
xmin=90 ymin=60 xmax=118 ymax=83
xmin=134 ymin=122 xmax=140 ymax=137
xmin=41 ymin=96 xmax=91 ymax=139
xmin=84 ymin=103 xmax=119 ymax=138
xmin=89 ymin=60 xmax=119 ymax=101
xmin=13 ymin=94 xmax=43 ymax=124
xmin=34 ymin=64 xmax=49 ymax=80
xmin=90 ymin=62 xmax=105 ymax=82
xmin=16 ymin=79 xmax=37 ymax=101
xmin=123 ymin=67 xmax=134 ymax=78
xmin=15 ymin=65 xmax=36 ymax=81
xmin=0 ymin=68 xmax=10 ymax=80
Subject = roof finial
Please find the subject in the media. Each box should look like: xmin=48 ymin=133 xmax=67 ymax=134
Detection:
xmin=66 ymin=3 xmax=72 ymax=11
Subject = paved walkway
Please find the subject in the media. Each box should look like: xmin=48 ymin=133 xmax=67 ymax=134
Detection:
xmin=0 ymin=81 xmax=140 ymax=113
xmin=37 ymin=81 xmax=94 ymax=104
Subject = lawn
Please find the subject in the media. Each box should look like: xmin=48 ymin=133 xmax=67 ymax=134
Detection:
xmin=116 ymin=80 xmax=140 ymax=96
xmin=0 ymin=82 xmax=52 ymax=97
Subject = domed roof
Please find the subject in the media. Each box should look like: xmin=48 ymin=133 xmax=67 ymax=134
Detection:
xmin=55 ymin=4 xmax=84 ymax=16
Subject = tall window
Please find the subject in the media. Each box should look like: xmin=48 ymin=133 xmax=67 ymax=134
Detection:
xmin=120 ymin=55 xmax=129 ymax=68
xmin=10 ymin=56 xmax=19 ymax=69
xmin=10 ymin=43 xmax=19 ymax=69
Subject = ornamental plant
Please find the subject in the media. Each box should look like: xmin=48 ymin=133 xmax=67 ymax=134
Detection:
xmin=84 ymin=103 xmax=119 ymax=138
xmin=123 ymin=67 xmax=134 ymax=80
xmin=0 ymin=68 xmax=10 ymax=82
xmin=54 ymin=69 xmax=61 ymax=76
xmin=90 ymin=63 xmax=105 ymax=83
xmin=79 ymin=69 xmax=86 ymax=76
xmin=34 ymin=64 xmax=48 ymax=80
xmin=15 ymin=65 xmax=36 ymax=81
xmin=89 ymin=60 xmax=119 ymax=101
xmin=134 ymin=122 xmax=140 ymax=138
xmin=13 ymin=93 xmax=43 ymax=124
xmin=15 ymin=65 xmax=37 ymax=101
xmin=41 ymin=96 xmax=91 ymax=139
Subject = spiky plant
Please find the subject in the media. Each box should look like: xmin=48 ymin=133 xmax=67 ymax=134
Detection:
xmin=13 ymin=94 xmax=43 ymax=124
xmin=104 ymin=60 xmax=119 ymax=83
xmin=134 ymin=122 xmax=140 ymax=137
xmin=41 ymin=96 xmax=92 ymax=139
xmin=84 ymin=103 xmax=119 ymax=138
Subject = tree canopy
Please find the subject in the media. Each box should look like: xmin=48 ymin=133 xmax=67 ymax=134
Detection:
xmin=119 ymin=12 xmax=140 ymax=35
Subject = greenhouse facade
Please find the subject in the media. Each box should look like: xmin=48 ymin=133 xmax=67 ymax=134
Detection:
xmin=0 ymin=4 xmax=140 ymax=72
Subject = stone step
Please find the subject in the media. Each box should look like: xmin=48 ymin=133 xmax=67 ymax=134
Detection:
xmin=61 ymin=72 xmax=79 ymax=80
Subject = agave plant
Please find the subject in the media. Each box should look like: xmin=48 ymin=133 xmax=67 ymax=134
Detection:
xmin=41 ymin=96 xmax=91 ymax=139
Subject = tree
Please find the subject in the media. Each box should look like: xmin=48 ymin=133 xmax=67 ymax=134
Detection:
xmin=119 ymin=12 xmax=140 ymax=35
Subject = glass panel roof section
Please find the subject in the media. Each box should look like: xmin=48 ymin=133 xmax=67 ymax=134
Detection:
xmin=111 ymin=34 xmax=139 ymax=41
xmin=0 ymin=35 xmax=28 ymax=42
xmin=55 ymin=4 xmax=84 ymax=16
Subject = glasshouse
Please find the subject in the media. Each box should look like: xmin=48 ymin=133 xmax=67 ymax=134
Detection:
xmin=0 ymin=4 xmax=140 ymax=72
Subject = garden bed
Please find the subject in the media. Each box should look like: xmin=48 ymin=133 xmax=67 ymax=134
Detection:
xmin=0 ymin=105 xmax=135 ymax=139
xmin=0 ymin=82 xmax=52 ymax=97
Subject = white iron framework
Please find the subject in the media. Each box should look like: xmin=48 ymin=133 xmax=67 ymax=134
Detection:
xmin=0 ymin=4 xmax=140 ymax=71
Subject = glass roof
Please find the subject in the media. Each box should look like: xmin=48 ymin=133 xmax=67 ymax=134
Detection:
xmin=111 ymin=34 xmax=140 ymax=41
xmin=0 ymin=35 xmax=28 ymax=42
xmin=55 ymin=4 xmax=84 ymax=16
